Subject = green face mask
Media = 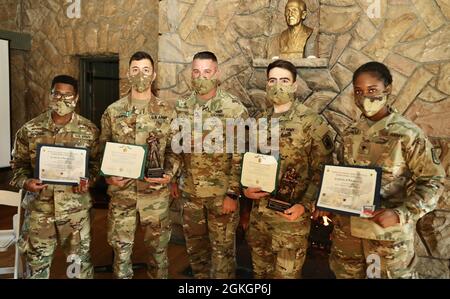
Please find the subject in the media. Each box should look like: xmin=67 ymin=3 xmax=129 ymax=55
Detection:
xmin=192 ymin=77 xmax=218 ymax=95
xmin=129 ymin=71 xmax=152 ymax=93
xmin=49 ymin=96 xmax=77 ymax=116
xmin=266 ymin=83 xmax=296 ymax=105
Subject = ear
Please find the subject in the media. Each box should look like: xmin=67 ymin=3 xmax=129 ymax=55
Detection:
xmin=292 ymin=81 xmax=298 ymax=91
xmin=385 ymin=84 xmax=393 ymax=95
xmin=301 ymin=10 xmax=307 ymax=20
xmin=214 ymin=68 xmax=221 ymax=80
xmin=152 ymin=71 xmax=157 ymax=82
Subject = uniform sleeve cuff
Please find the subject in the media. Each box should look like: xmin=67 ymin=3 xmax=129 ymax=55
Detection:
xmin=393 ymin=206 xmax=410 ymax=225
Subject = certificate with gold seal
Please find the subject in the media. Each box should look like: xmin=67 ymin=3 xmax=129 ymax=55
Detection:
xmin=100 ymin=142 xmax=147 ymax=180
xmin=316 ymin=165 xmax=382 ymax=216
xmin=35 ymin=144 xmax=88 ymax=185
xmin=240 ymin=152 xmax=279 ymax=193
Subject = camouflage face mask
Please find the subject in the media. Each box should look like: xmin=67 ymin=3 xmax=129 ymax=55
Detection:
xmin=49 ymin=96 xmax=77 ymax=116
xmin=128 ymin=71 xmax=152 ymax=93
xmin=191 ymin=77 xmax=218 ymax=95
xmin=356 ymin=93 xmax=388 ymax=117
xmin=266 ymin=83 xmax=296 ymax=105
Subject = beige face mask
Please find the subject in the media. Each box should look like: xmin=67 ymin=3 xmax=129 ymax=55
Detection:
xmin=49 ymin=96 xmax=77 ymax=116
xmin=191 ymin=77 xmax=218 ymax=95
xmin=129 ymin=71 xmax=152 ymax=93
xmin=360 ymin=94 xmax=388 ymax=117
xmin=266 ymin=83 xmax=296 ymax=105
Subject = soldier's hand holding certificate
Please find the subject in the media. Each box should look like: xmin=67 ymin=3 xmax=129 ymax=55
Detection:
xmin=100 ymin=142 xmax=147 ymax=180
xmin=35 ymin=144 xmax=88 ymax=186
xmin=316 ymin=165 xmax=382 ymax=216
xmin=241 ymin=152 xmax=279 ymax=193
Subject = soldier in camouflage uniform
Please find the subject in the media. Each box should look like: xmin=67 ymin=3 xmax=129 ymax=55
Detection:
xmin=326 ymin=62 xmax=445 ymax=279
xmin=100 ymin=52 xmax=180 ymax=279
xmin=171 ymin=51 xmax=248 ymax=279
xmin=10 ymin=75 xmax=100 ymax=279
xmin=243 ymin=59 xmax=334 ymax=279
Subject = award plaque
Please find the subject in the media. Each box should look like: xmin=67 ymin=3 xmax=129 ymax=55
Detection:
xmin=316 ymin=165 xmax=382 ymax=216
xmin=35 ymin=144 xmax=88 ymax=185
xmin=267 ymin=166 xmax=299 ymax=212
xmin=100 ymin=142 xmax=147 ymax=179
xmin=146 ymin=132 xmax=165 ymax=178
xmin=240 ymin=152 xmax=279 ymax=193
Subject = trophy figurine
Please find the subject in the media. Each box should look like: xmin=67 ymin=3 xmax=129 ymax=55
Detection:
xmin=146 ymin=132 xmax=165 ymax=178
xmin=267 ymin=166 xmax=298 ymax=212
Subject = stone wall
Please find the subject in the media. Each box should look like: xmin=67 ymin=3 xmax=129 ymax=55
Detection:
xmin=0 ymin=0 xmax=28 ymax=138
xmin=159 ymin=0 xmax=449 ymax=277
xmin=2 ymin=0 xmax=449 ymax=278
xmin=3 ymin=0 xmax=159 ymax=133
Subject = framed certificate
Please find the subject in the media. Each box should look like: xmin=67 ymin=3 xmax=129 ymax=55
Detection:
xmin=316 ymin=165 xmax=382 ymax=216
xmin=100 ymin=142 xmax=147 ymax=180
xmin=240 ymin=152 xmax=279 ymax=194
xmin=35 ymin=144 xmax=89 ymax=186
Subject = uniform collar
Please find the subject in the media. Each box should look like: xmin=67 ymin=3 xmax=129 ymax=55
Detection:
xmin=126 ymin=94 xmax=166 ymax=115
xmin=45 ymin=110 xmax=78 ymax=131
xmin=187 ymin=88 xmax=223 ymax=112
xmin=268 ymin=101 xmax=306 ymax=121
xmin=358 ymin=107 xmax=399 ymax=136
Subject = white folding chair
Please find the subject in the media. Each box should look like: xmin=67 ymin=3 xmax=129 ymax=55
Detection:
xmin=0 ymin=189 xmax=23 ymax=279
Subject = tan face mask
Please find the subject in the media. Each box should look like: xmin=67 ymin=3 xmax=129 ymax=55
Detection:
xmin=357 ymin=94 xmax=388 ymax=117
xmin=191 ymin=77 xmax=218 ymax=95
xmin=129 ymin=71 xmax=152 ymax=93
xmin=266 ymin=83 xmax=296 ymax=105
xmin=49 ymin=96 xmax=77 ymax=116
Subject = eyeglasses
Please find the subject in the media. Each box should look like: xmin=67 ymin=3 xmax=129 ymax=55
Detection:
xmin=51 ymin=90 xmax=75 ymax=101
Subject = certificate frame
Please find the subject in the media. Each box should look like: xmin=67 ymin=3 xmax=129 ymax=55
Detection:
xmin=34 ymin=144 xmax=89 ymax=186
xmin=316 ymin=164 xmax=382 ymax=216
xmin=240 ymin=152 xmax=280 ymax=195
xmin=100 ymin=142 xmax=148 ymax=180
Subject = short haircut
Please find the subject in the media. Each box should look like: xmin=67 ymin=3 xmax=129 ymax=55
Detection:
xmin=51 ymin=75 xmax=78 ymax=95
xmin=287 ymin=0 xmax=307 ymax=10
xmin=129 ymin=51 xmax=155 ymax=68
xmin=353 ymin=61 xmax=393 ymax=86
xmin=267 ymin=59 xmax=298 ymax=82
xmin=193 ymin=51 xmax=218 ymax=63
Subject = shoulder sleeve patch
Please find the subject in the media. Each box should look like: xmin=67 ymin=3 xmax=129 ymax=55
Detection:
xmin=431 ymin=148 xmax=441 ymax=165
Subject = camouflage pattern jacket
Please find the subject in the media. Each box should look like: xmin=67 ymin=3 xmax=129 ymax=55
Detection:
xmin=339 ymin=112 xmax=445 ymax=225
xmin=10 ymin=111 xmax=100 ymax=215
xmin=175 ymin=89 xmax=248 ymax=198
xmin=99 ymin=95 xmax=180 ymax=196
xmin=256 ymin=101 xmax=334 ymax=213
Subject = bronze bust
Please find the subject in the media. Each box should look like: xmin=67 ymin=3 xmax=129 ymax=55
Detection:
xmin=267 ymin=0 xmax=313 ymax=59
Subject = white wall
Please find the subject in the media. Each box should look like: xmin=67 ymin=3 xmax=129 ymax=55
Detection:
xmin=0 ymin=39 xmax=11 ymax=168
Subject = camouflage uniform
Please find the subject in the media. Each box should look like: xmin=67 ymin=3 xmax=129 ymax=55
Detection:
xmin=330 ymin=111 xmax=446 ymax=279
xmin=175 ymin=89 xmax=248 ymax=279
xmin=100 ymin=95 xmax=180 ymax=279
xmin=246 ymin=101 xmax=334 ymax=279
xmin=10 ymin=111 xmax=100 ymax=279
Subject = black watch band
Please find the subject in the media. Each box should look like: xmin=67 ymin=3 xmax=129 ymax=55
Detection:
xmin=226 ymin=193 xmax=240 ymax=200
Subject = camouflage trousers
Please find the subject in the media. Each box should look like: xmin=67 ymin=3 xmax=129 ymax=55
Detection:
xmin=20 ymin=208 xmax=93 ymax=279
xmin=329 ymin=215 xmax=416 ymax=279
xmin=107 ymin=188 xmax=171 ymax=279
xmin=181 ymin=193 xmax=239 ymax=279
xmin=246 ymin=201 xmax=311 ymax=279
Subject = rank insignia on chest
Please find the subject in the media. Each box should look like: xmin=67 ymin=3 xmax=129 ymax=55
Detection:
xmin=322 ymin=134 xmax=334 ymax=150
xmin=358 ymin=142 xmax=370 ymax=155
xmin=177 ymin=99 xmax=187 ymax=108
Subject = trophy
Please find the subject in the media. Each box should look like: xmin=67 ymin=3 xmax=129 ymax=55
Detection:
xmin=146 ymin=132 xmax=165 ymax=178
xmin=267 ymin=166 xmax=298 ymax=212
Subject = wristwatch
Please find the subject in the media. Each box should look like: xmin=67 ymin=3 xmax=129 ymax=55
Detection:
xmin=226 ymin=192 xmax=240 ymax=201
